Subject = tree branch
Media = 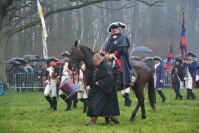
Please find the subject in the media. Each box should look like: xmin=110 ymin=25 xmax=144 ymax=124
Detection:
xmin=8 ymin=0 xmax=164 ymax=36
xmin=137 ymin=0 xmax=164 ymax=7
xmin=8 ymin=0 xmax=105 ymax=36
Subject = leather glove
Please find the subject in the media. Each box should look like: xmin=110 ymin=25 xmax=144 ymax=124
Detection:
xmin=160 ymin=80 xmax=163 ymax=83
xmin=104 ymin=54 xmax=109 ymax=59
xmin=108 ymin=54 xmax=114 ymax=60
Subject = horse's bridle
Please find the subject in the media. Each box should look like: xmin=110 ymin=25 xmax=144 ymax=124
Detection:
xmin=69 ymin=47 xmax=84 ymax=72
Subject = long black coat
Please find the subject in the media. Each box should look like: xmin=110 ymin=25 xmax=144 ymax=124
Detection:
xmin=171 ymin=64 xmax=183 ymax=90
xmin=87 ymin=61 xmax=120 ymax=117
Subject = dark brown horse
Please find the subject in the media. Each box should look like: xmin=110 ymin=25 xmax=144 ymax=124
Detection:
xmin=69 ymin=42 xmax=156 ymax=121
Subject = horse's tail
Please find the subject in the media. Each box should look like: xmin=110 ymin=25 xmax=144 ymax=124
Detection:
xmin=148 ymin=70 xmax=156 ymax=111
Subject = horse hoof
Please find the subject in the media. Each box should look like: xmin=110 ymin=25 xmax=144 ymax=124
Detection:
xmin=130 ymin=117 xmax=135 ymax=121
xmin=142 ymin=116 xmax=146 ymax=120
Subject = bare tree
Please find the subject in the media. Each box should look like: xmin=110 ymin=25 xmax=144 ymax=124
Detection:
xmin=0 ymin=0 xmax=164 ymax=84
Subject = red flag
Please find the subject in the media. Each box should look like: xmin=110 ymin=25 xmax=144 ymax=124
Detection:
xmin=180 ymin=11 xmax=186 ymax=60
xmin=167 ymin=44 xmax=173 ymax=63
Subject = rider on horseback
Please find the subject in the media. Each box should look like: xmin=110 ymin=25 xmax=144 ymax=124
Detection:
xmin=104 ymin=22 xmax=135 ymax=106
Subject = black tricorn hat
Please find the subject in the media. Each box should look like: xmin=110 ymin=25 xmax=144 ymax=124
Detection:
xmin=62 ymin=51 xmax=70 ymax=57
xmin=153 ymin=56 xmax=162 ymax=61
xmin=175 ymin=58 xmax=182 ymax=63
xmin=108 ymin=22 xmax=127 ymax=32
xmin=186 ymin=52 xmax=196 ymax=57
xmin=49 ymin=57 xmax=59 ymax=62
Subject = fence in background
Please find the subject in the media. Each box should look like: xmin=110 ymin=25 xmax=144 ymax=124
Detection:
xmin=7 ymin=72 xmax=45 ymax=92
xmin=6 ymin=70 xmax=174 ymax=92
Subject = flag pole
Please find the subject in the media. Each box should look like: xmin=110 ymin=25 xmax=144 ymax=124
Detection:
xmin=37 ymin=0 xmax=48 ymax=59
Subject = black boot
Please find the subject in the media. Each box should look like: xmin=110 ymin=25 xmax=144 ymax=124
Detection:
xmin=72 ymin=94 xmax=78 ymax=108
xmin=190 ymin=90 xmax=196 ymax=100
xmin=52 ymin=97 xmax=57 ymax=111
xmin=65 ymin=98 xmax=72 ymax=111
xmin=45 ymin=95 xmax=53 ymax=110
xmin=83 ymin=98 xmax=88 ymax=113
xmin=124 ymin=93 xmax=132 ymax=107
xmin=157 ymin=90 xmax=166 ymax=102
xmin=187 ymin=89 xmax=191 ymax=100
xmin=60 ymin=94 xmax=69 ymax=110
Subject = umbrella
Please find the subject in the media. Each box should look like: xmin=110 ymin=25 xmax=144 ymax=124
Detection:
xmin=130 ymin=56 xmax=141 ymax=61
xmin=14 ymin=58 xmax=28 ymax=65
xmin=132 ymin=46 xmax=153 ymax=53
xmin=174 ymin=54 xmax=182 ymax=59
xmin=22 ymin=54 xmax=38 ymax=61
xmin=6 ymin=58 xmax=21 ymax=65
xmin=31 ymin=56 xmax=46 ymax=62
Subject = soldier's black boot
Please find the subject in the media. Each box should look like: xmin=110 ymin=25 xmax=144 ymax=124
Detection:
xmin=83 ymin=98 xmax=88 ymax=113
xmin=45 ymin=95 xmax=53 ymax=110
xmin=72 ymin=94 xmax=78 ymax=108
xmin=124 ymin=93 xmax=132 ymax=107
xmin=190 ymin=90 xmax=196 ymax=100
xmin=59 ymin=94 xmax=69 ymax=110
xmin=157 ymin=90 xmax=166 ymax=102
xmin=65 ymin=98 xmax=72 ymax=111
xmin=52 ymin=97 xmax=57 ymax=111
xmin=187 ymin=89 xmax=191 ymax=100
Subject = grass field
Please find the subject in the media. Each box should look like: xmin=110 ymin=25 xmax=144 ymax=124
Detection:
xmin=0 ymin=88 xmax=199 ymax=133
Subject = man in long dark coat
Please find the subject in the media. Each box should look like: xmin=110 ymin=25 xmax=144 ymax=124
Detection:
xmin=171 ymin=58 xmax=183 ymax=100
xmin=85 ymin=53 xmax=120 ymax=126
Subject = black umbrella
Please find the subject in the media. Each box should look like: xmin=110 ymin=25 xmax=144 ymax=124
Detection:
xmin=132 ymin=46 xmax=153 ymax=53
xmin=31 ymin=56 xmax=46 ymax=62
xmin=14 ymin=58 xmax=28 ymax=65
xmin=22 ymin=54 xmax=38 ymax=61
xmin=6 ymin=58 xmax=21 ymax=65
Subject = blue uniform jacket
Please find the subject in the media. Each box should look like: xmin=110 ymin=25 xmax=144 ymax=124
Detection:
xmin=183 ymin=61 xmax=197 ymax=82
xmin=105 ymin=33 xmax=133 ymax=86
xmin=153 ymin=64 xmax=165 ymax=88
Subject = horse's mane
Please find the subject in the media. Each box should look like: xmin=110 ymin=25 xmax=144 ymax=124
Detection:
xmin=79 ymin=45 xmax=95 ymax=70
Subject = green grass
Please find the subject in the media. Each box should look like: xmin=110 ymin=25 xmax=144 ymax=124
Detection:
xmin=0 ymin=88 xmax=199 ymax=133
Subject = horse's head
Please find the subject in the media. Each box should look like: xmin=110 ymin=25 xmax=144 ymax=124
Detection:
xmin=69 ymin=40 xmax=84 ymax=64
xmin=69 ymin=41 xmax=95 ymax=70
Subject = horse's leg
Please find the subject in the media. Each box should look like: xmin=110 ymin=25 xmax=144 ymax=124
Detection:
xmin=130 ymin=102 xmax=140 ymax=121
xmin=140 ymin=99 xmax=146 ymax=119
xmin=130 ymin=84 xmax=146 ymax=121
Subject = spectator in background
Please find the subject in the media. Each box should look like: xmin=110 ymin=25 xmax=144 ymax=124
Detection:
xmin=23 ymin=62 xmax=34 ymax=91
xmin=16 ymin=65 xmax=25 ymax=92
xmin=8 ymin=65 xmax=18 ymax=87
xmin=164 ymin=60 xmax=173 ymax=71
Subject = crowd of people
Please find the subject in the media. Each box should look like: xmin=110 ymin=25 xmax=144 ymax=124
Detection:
xmin=7 ymin=61 xmax=47 ymax=92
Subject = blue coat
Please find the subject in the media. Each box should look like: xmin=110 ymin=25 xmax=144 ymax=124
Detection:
xmin=153 ymin=63 xmax=165 ymax=88
xmin=183 ymin=61 xmax=197 ymax=82
xmin=105 ymin=33 xmax=133 ymax=86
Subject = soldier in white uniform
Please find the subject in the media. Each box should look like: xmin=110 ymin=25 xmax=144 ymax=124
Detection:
xmin=78 ymin=62 xmax=90 ymax=113
xmin=44 ymin=57 xmax=59 ymax=111
xmin=183 ymin=52 xmax=197 ymax=100
xmin=59 ymin=51 xmax=73 ymax=111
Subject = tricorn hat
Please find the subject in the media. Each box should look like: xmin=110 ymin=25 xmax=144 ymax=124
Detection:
xmin=49 ymin=57 xmax=59 ymax=62
xmin=186 ymin=52 xmax=196 ymax=57
xmin=175 ymin=58 xmax=182 ymax=63
xmin=107 ymin=22 xmax=127 ymax=32
xmin=153 ymin=56 xmax=162 ymax=61
xmin=62 ymin=51 xmax=70 ymax=57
